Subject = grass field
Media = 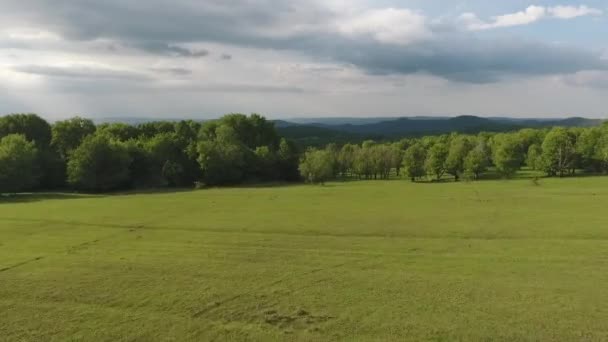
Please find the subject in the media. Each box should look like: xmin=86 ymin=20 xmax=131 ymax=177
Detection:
xmin=2 ymin=177 xmax=608 ymax=341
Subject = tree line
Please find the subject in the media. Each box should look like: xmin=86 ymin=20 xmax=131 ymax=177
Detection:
xmin=0 ymin=113 xmax=300 ymax=193
xmin=2 ymin=113 xmax=608 ymax=193
xmin=298 ymin=124 xmax=608 ymax=183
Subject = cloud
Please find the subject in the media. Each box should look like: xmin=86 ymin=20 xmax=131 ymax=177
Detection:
xmin=12 ymin=64 xmax=151 ymax=81
xmin=178 ymin=83 xmax=306 ymax=93
xmin=561 ymin=70 xmax=608 ymax=88
xmin=329 ymin=36 xmax=608 ymax=83
xmin=549 ymin=5 xmax=603 ymax=19
xmin=334 ymin=8 xmax=430 ymax=45
xmin=1 ymin=0 xmax=606 ymax=87
xmin=460 ymin=6 xmax=547 ymax=31
xmin=135 ymin=42 xmax=209 ymax=57
xmin=149 ymin=67 xmax=192 ymax=76
xmin=461 ymin=5 xmax=603 ymax=31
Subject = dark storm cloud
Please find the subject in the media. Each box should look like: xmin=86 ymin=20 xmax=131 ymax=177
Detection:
xmin=2 ymin=0 xmax=607 ymax=83
xmin=323 ymin=36 xmax=608 ymax=83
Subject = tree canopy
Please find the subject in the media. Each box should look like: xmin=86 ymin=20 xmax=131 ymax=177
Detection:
xmin=0 ymin=134 xmax=39 ymax=193
xmin=1 ymin=112 xmax=608 ymax=193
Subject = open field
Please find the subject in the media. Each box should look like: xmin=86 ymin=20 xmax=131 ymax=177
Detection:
xmin=2 ymin=177 xmax=608 ymax=341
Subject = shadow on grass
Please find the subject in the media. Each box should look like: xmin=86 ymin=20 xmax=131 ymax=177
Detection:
xmin=0 ymin=187 xmax=203 ymax=204
xmin=202 ymin=181 xmax=306 ymax=190
xmin=0 ymin=183 xmax=306 ymax=204
xmin=0 ymin=193 xmax=100 ymax=204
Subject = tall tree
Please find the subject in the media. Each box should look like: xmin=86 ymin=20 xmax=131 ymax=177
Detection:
xmin=67 ymin=134 xmax=132 ymax=191
xmin=390 ymin=143 xmax=404 ymax=176
xmin=0 ymin=134 xmax=39 ymax=193
xmin=425 ymin=142 xmax=448 ymax=180
xmin=338 ymin=144 xmax=357 ymax=178
xmin=403 ymin=143 xmax=426 ymax=182
xmin=492 ymin=134 xmax=524 ymax=178
xmin=51 ymin=117 xmax=96 ymax=158
xmin=576 ymin=127 xmax=602 ymax=172
xmin=277 ymin=138 xmax=300 ymax=181
xmin=541 ymin=127 xmax=577 ymax=177
xmin=464 ymin=140 xmax=490 ymax=180
xmin=0 ymin=113 xmax=52 ymax=148
xmin=197 ymin=125 xmax=249 ymax=185
xmin=526 ymin=144 xmax=543 ymax=171
xmin=445 ymin=135 xmax=472 ymax=181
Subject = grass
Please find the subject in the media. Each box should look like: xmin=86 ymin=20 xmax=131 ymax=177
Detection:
xmin=2 ymin=177 xmax=608 ymax=341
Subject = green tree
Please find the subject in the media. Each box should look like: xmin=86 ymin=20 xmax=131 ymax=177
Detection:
xmin=254 ymin=145 xmax=279 ymax=181
xmin=277 ymin=138 xmax=300 ymax=181
xmin=144 ymin=132 xmax=188 ymax=186
xmin=137 ymin=121 xmax=175 ymax=138
xmin=391 ymin=143 xmax=405 ymax=176
xmin=464 ymin=141 xmax=490 ymax=180
xmin=161 ymin=160 xmax=184 ymax=187
xmin=526 ymin=144 xmax=543 ymax=171
xmin=123 ymin=140 xmax=153 ymax=188
xmin=96 ymin=123 xmax=139 ymax=141
xmin=209 ymin=113 xmax=279 ymax=150
xmin=445 ymin=136 xmax=472 ymax=181
xmin=353 ymin=145 xmax=374 ymax=179
xmin=0 ymin=134 xmax=39 ymax=193
xmin=325 ymin=143 xmax=341 ymax=178
xmin=576 ymin=127 xmax=602 ymax=172
xmin=403 ymin=143 xmax=426 ymax=182
xmin=0 ymin=113 xmax=52 ymax=148
xmin=51 ymin=117 xmax=96 ymax=158
xmin=596 ymin=134 xmax=608 ymax=174
xmin=338 ymin=144 xmax=357 ymax=178
xmin=492 ymin=134 xmax=524 ymax=178
xmin=197 ymin=125 xmax=249 ymax=185
xmin=518 ymin=128 xmax=544 ymax=155
xmin=299 ymin=149 xmax=334 ymax=184
xmin=0 ymin=113 xmax=63 ymax=189
xmin=425 ymin=142 xmax=448 ymax=180
xmin=67 ymin=134 xmax=132 ymax=191
xmin=541 ymin=127 xmax=576 ymax=177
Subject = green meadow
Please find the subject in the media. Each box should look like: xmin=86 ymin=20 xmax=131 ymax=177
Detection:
xmin=2 ymin=177 xmax=608 ymax=341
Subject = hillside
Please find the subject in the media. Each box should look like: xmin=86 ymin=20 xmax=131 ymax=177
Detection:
xmin=276 ymin=116 xmax=604 ymax=145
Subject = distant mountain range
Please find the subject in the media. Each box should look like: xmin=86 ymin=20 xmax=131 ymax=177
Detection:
xmin=274 ymin=116 xmax=605 ymax=146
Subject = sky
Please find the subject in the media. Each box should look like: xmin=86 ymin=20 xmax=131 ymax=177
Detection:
xmin=1 ymin=0 xmax=607 ymax=120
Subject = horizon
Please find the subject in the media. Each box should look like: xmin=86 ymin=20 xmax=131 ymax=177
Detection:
xmin=4 ymin=113 xmax=604 ymax=124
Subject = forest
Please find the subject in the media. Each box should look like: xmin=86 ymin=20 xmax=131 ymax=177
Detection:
xmin=1 ymin=112 xmax=608 ymax=193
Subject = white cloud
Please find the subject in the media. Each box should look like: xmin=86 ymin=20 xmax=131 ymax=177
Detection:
xmin=549 ymin=5 xmax=603 ymax=19
xmin=462 ymin=5 xmax=602 ymax=31
xmin=0 ymin=1 xmax=607 ymax=118
xmin=335 ymin=8 xmax=431 ymax=45
xmin=492 ymin=5 xmax=547 ymax=28
xmin=561 ymin=70 xmax=608 ymax=88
